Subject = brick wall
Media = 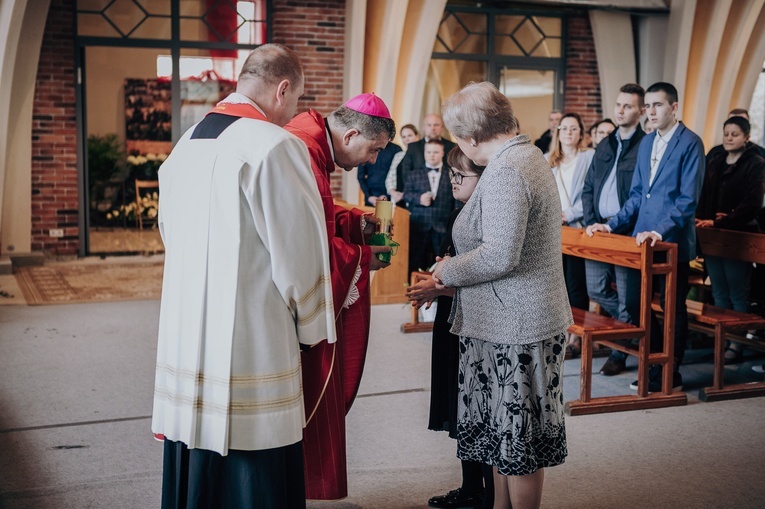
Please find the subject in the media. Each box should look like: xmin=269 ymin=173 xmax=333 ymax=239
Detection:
xmin=31 ymin=0 xmax=78 ymax=255
xmin=272 ymin=0 xmax=346 ymax=196
xmin=563 ymin=14 xmax=603 ymax=133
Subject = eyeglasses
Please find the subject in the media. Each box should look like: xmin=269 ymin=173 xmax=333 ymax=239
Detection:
xmin=449 ymin=170 xmax=479 ymax=185
xmin=557 ymin=126 xmax=580 ymax=132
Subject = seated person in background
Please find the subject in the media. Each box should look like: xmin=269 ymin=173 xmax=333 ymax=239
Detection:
xmin=696 ymin=116 xmax=765 ymax=364
xmin=386 ymin=124 xmax=420 ymax=204
xmin=357 ymin=140 xmax=401 ymax=205
xmin=406 ymin=146 xmax=493 ymax=509
xmin=591 ymin=119 xmax=616 ymax=148
xmin=404 ymin=139 xmax=459 ymax=274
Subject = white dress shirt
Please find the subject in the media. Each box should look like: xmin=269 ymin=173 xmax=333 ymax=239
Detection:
xmin=649 ymin=120 xmax=680 ymax=186
xmin=427 ymin=164 xmax=443 ymax=198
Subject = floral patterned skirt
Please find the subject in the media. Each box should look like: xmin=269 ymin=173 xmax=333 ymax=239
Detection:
xmin=456 ymin=333 xmax=567 ymax=476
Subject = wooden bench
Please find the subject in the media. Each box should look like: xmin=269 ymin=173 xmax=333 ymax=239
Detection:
xmin=683 ymin=227 xmax=765 ymax=401
xmin=562 ymin=226 xmax=688 ymax=415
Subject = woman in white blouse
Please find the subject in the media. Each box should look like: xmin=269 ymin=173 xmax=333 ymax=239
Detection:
xmin=545 ymin=112 xmax=594 ymax=358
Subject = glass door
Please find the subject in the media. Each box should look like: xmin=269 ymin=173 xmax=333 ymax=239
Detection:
xmin=76 ymin=0 xmax=268 ymax=256
xmin=497 ymin=66 xmax=559 ymax=143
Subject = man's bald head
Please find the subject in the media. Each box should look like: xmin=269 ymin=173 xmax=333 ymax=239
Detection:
xmin=236 ymin=44 xmax=305 ymax=126
xmin=237 ymin=44 xmax=303 ymax=90
xmin=422 ymin=114 xmax=444 ymax=140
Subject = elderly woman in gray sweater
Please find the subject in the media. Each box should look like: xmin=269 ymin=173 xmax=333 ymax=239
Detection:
xmin=433 ymin=82 xmax=573 ymax=509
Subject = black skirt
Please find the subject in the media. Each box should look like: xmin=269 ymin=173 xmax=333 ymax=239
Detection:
xmin=161 ymin=439 xmax=306 ymax=509
xmin=428 ymin=295 xmax=460 ymax=438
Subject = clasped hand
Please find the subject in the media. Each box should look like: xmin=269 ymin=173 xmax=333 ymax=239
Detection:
xmin=431 ymin=255 xmax=450 ymax=290
xmin=696 ymin=213 xmax=725 ymax=229
xmin=405 ymin=269 xmax=455 ymax=309
xmin=405 ymin=277 xmax=438 ymax=310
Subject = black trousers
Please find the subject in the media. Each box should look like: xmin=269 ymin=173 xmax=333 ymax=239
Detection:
xmin=162 ymin=439 xmax=305 ymax=509
xmin=409 ymin=228 xmax=445 ymax=274
xmin=562 ymin=254 xmax=590 ymax=311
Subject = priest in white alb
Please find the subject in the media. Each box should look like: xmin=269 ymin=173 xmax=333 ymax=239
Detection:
xmin=151 ymin=44 xmax=336 ymax=509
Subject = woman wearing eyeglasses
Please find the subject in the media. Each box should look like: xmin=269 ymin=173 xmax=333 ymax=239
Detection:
xmin=546 ymin=112 xmax=594 ymax=358
xmin=432 ymin=82 xmax=572 ymax=509
xmin=406 ymin=147 xmax=493 ymax=509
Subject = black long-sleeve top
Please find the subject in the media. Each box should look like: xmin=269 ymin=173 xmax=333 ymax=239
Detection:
xmin=697 ymin=143 xmax=765 ymax=232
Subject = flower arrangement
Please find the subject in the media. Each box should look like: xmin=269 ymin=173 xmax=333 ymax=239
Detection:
xmin=127 ymin=152 xmax=168 ymax=180
xmin=138 ymin=191 xmax=160 ymax=219
xmin=94 ymin=151 xmax=167 ymax=226
xmin=106 ymin=191 xmax=159 ymax=224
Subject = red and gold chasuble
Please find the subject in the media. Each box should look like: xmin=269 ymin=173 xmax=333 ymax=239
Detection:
xmin=287 ymin=110 xmax=372 ymax=500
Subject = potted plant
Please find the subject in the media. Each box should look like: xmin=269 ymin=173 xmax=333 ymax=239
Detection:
xmin=87 ymin=134 xmax=125 ymax=225
xmin=88 ymin=133 xmax=124 ymax=185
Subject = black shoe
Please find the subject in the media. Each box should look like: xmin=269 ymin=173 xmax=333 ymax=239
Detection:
xmin=629 ymin=366 xmax=683 ymax=392
xmin=599 ymin=356 xmax=626 ymax=376
xmin=428 ymin=488 xmax=480 ymax=509
xmin=565 ymin=342 xmax=581 ymax=359
xmin=723 ymin=346 xmax=743 ymax=365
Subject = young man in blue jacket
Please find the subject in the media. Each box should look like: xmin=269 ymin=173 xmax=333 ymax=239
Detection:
xmin=587 ymin=82 xmax=705 ymax=391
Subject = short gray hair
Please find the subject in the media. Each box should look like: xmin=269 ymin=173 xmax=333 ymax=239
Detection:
xmin=329 ymin=106 xmax=396 ymax=141
xmin=442 ymin=82 xmax=518 ymax=143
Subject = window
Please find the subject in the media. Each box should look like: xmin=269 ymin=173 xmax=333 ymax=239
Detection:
xmin=430 ymin=5 xmax=565 ymax=142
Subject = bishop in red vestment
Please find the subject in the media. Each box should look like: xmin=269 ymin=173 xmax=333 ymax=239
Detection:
xmin=286 ymin=94 xmax=396 ymax=499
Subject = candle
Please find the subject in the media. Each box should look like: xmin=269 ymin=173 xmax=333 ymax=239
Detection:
xmin=374 ymin=199 xmax=392 ymax=221
xmin=374 ymin=198 xmax=393 ymax=235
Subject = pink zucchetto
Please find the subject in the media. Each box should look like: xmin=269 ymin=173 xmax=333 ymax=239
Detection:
xmin=343 ymin=93 xmax=392 ymax=119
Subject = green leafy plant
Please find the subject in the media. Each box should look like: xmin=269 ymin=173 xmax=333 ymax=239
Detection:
xmin=87 ymin=134 xmax=124 ymax=185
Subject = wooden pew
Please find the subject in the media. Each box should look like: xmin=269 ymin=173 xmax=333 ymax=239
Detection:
xmin=562 ymin=226 xmax=688 ymax=415
xmin=687 ymin=227 xmax=765 ymax=401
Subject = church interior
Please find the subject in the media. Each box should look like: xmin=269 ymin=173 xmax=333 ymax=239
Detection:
xmin=1 ymin=0 xmax=765 ymax=507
